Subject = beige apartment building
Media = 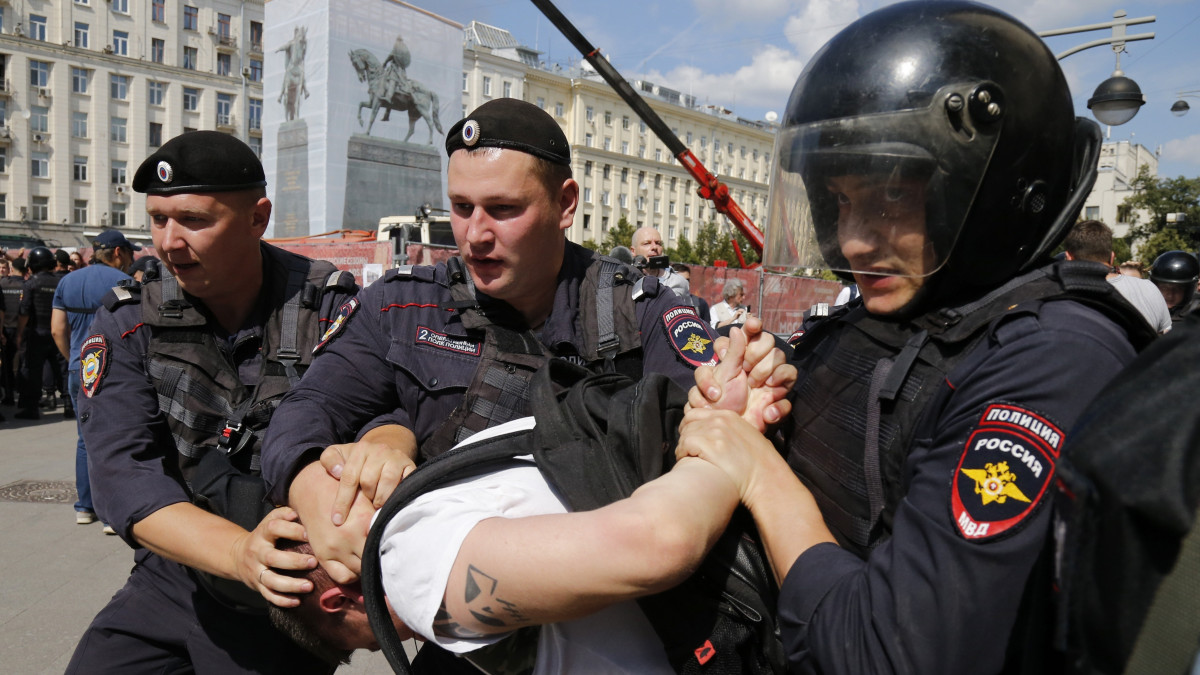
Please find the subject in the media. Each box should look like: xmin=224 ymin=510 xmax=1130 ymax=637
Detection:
xmin=1081 ymin=140 xmax=1159 ymax=240
xmin=0 ymin=0 xmax=264 ymax=246
xmin=461 ymin=21 xmax=777 ymax=249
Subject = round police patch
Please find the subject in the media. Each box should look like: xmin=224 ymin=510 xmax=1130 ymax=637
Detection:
xmin=663 ymin=306 xmax=717 ymax=368
xmin=951 ymin=403 xmax=1063 ymax=541
xmin=314 ymin=298 xmax=360 ymax=355
xmin=462 ymin=120 xmax=480 ymax=146
xmin=156 ymin=161 xmax=173 ymax=184
xmin=80 ymin=334 xmax=110 ymax=399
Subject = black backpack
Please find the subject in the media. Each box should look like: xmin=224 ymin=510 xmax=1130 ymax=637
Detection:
xmin=361 ymin=359 xmax=786 ymax=674
xmin=1053 ymin=313 xmax=1200 ymax=674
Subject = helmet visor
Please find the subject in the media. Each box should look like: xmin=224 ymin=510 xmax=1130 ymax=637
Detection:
xmin=763 ymin=95 xmax=998 ymax=277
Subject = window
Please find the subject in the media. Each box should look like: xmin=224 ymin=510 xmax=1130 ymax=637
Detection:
xmin=640 ymin=121 xmax=647 ymax=133
xmin=74 ymin=22 xmax=90 ymax=48
xmin=30 ymin=60 xmax=50 ymax=87
xmin=554 ymin=102 xmax=564 ymax=117
xmin=148 ymin=122 xmax=162 ymax=147
xmin=111 ymin=203 xmax=126 ymax=227
xmin=654 ymin=198 xmax=661 ymax=213
xmin=75 ymin=0 xmax=90 ymax=4
xmin=603 ymin=165 xmax=611 ymax=180
xmin=148 ymin=81 xmax=165 ymax=106
xmin=668 ymin=224 xmax=675 ymax=239
xmin=32 ymin=196 xmax=49 ymax=221
xmin=621 ymin=141 xmax=629 ymax=155
xmin=621 ymin=194 xmax=630 ymax=208
xmin=536 ymin=96 xmax=545 ymax=109
xmin=250 ymin=21 xmax=263 ymax=50
xmin=110 ymin=75 xmax=129 ymax=100
xmin=183 ymin=87 xmax=199 ymax=111
xmin=0 ymin=147 xmax=5 ymax=172
xmin=249 ymin=98 xmax=262 ymax=130
xmin=72 ymin=111 xmax=88 ymax=138
xmin=30 ymin=106 xmax=48 ymax=133
xmin=622 ymin=115 xmax=630 ymax=130
xmin=601 ymin=191 xmax=610 ymax=206
xmin=621 ymin=167 xmax=629 ymax=183
xmin=585 ymin=106 xmax=594 ymax=122
xmin=669 ymin=201 xmax=676 ymax=215
xmin=686 ymin=131 xmax=693 ymax=144
xmin=110 ymin=117 xmax=127 ymax=143
xmin=249 ymin=59 xmax=263 ymax=82
xmin=29 ymin=14 xmax=47 ymax=41
xmin=654 ymin=174 xmax=662 ymax=188
xmin=583 ymin=187 xmax=592 ymax=203
xmin=183 ymin=6 xmax=198 ymax=31
xmin=74 ymin=200 xmax=88 ymax=225
xmin=584 ymin=160 xmax=592 ymax=176
xmin=72 ymin=67 xmax=89 ymax=94
xmin=683 ymin=203 xmax=691 ymax=217
xmin=111 ymin=160 xmax=127 ymax=184
xmin=655 ymin=149 xmax=663 ymax=162
xmin=603 ymin=137 xmax=611 ymax=151
xmin=183 ymin=47 xmax=198 ymax=70
xmin=111 ymin=0 xmax=129 ymax=13
xmin=0 ymin=195 xmax=6 ymax=220
xmin=152 ymin=0 xmax=165 ymax=22
xmin=502 ymin=81 xmax=511 ymax=98
xmin=31 ymin=152 xmax=49 ymax=178
xmin=217 ymin=13 xmax=231 ymax=38
xmin=217 ymin=93 xmax=233 ymax=126
xmin=248 ymin=136 xmax=261 ymax=157
xmin=1085 ymin=206 xmax=1100 ymax=220
xmin=700 ymin=136 xmax=707 ymax=148
xmin=73 ymin=156 xmax=88 ymax=181
xmin=482 ymin=76 xmax=491 ymax=96
xmin=112 ymin=30 xmax=129 ymax=56
xmin=638 ymin=144 xmax=645 ymax=158
xmin=583 ymin=214 xmax=591 ymax=231
xmin=602 ymin=216 xmax=609 ymax=231
xmin=728 ymin=142 xmax=734 ymax=154
xmin=604 ymin=111 xmax=612 ymax=126
xmin=461 ymin=72 xmax=468 ymax=92
xmin=217 ymin=53 xmax=232 ymax=77
xmin=151 ymin=38 xmax=165 ymax=64
xmin=584 ymin=133 xmax=593 ymax=148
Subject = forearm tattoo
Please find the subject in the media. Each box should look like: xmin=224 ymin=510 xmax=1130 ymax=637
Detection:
xmin=432 ymin=565 xmax=531 ymax=639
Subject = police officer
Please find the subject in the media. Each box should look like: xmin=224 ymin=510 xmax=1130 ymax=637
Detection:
xmin=0 ymin=257 xmax=21 ymax=406
xmin=1149 ymin=250 xmax=1200 ymax=324
xmin=66 ymin=131 xmax=357 ymax=674
xmin=262 ymin=98 xmax=718 ymax=584
xmin=15 ymin=246 xmax=60 ymax=419
xmin=679 ymin=3 xmax=1154 ymax=673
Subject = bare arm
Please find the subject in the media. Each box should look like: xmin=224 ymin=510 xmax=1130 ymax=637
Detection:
xmin=51 ymin=308 xmax=70 ymax=359
xmin=434 ymin=457 xmax=740 ymax=638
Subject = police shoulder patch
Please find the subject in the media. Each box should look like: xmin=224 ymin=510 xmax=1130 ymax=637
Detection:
xmin=663 ymin=305 xmax=717 ymax=368
xmin=80 ymin=334 xmax=110 ymax=398
xmin=951 ymin=403 xmax=1064 ymax=541
xmin=314 ymin=298 xmax=359 ymax=355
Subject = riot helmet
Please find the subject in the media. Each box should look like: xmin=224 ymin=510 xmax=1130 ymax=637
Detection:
xmin=26 ymin=246 xmax=55 ymax=273
xmin=1149 ymin=250 xmax=1199 ymax=311
xmin=764 ymin=0 xmax=1101 ymax=312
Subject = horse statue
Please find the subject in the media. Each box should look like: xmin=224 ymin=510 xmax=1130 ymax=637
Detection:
xmin=276 ymin=25 xmax=309 ymax=121
xmin=348 ymin=48 xmax=444 ymax=143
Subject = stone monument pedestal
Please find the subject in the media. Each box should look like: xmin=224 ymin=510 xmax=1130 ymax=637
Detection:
xmin=343 ymin=135 xmax=442 ymax=231
xmin=274 ymin=120 xmax=310 ymax=238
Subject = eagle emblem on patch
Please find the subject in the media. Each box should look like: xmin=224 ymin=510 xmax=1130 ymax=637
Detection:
xmin=951 ymin=404 xmax=1063 ymax=541
xmin=80 ymin=334 xmax=110 ymax=398
xmin=314 ymin=298 xmax=359 ymax=355
xmin=663 ymin=306 xmax=717 ymax=368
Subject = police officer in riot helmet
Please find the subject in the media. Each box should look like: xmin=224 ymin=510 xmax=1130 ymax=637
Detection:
xmin=15 ymin=246 xmax=61 ymax=419
xmin=1149 ymin=250 xmax=1200 ymax=322
xmin=683 ymin=2 xmax=1154 ymax=672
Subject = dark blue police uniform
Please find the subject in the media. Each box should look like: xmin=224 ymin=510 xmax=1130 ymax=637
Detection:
xmin=263 ymin=241 xmax=716 ymax=503
xmin=17 ymin=269 xmax=60 ymax=415
xmin=66 ymin=245 xmax=355 ymax=674
xmin=776 ymin=295 xmax=1137 ymax=674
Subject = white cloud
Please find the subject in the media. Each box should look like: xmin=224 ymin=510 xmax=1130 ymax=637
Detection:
xmin=1160 ymin=134 xmax=1200 ymax=166
xmin=782 ymin=0 xmax=861 ymax=61
xmin=649 ymin=44 xmax=806 ymax=111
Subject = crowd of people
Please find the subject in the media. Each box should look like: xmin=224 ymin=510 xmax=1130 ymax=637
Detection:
xmin=1 ymin=1 xmax=1196 ymax=673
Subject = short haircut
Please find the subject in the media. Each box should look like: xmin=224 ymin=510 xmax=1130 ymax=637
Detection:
xmin=722 ymin=279 xmax=745 ymax=301
xmin=674 ymin=264 xmax=691 ymax=275
xmin=1063 ymin=220 xmax=1113 ymax=264
xmin=464 ymin=146 xmax=572 ymax=201
xmin=267 ymin=541 xmax=354 ymax=666
xmin=94 ymin=247 xmax=121 ymax=266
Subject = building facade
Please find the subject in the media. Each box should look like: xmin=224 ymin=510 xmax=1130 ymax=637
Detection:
xmin=1081 ymin=140 xmax=1158 ymax=241
xmin=461 ymin=21 xmax=776 ymax=250
xmin=0 ymin=0 xmax=264 ymax=247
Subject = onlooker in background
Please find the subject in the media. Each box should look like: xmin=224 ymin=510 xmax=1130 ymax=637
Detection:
xmin=54 ymin=249 xmax=72 ymax=276
xmin=709 ymin=279 xmax=750 ymax=328
xmin=1118 ymin=261 xmax=1145 ymax=278
xmin=1149 ymin=250 xmax=1200 ymax=326
xmin=0 ymin=258 xmax=21 ymax=406
xmin=15 ymin=247 xmax=60 ymax=420
xmin=673 ymin=264 xmax=710 ymax=323
xmin=51 ymin=230 xmax=137 ymax=527
xmin=631 ymin=226 xmax=690 ymax=297
xmin=69 ymin=251 xmax=87 ymax=270
xmin=127 ymin=255 xmax=161 ymax=283
xmin=1064 ymin=220 xmax=1171 ymax=334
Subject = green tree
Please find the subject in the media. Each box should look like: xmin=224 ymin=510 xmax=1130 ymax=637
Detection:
xmin=667 ymin=235 xmax=698 ymax=265
xmin=579 ymin=239 xmax=600 ymax=252
xmin=1122 ymin=166 xmax=1200 ymax=258
xmin=689 ymin=220 xmax=759 ymax=268
xmin=599 ymin=216 xmax=637 ymax=253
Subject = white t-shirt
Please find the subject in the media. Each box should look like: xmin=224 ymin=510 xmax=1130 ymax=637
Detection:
xmin=1109 ymin=274 xmax=1172 ymax=333
xmin=378 ymin=418 xmax=674 ymax=675
xmin=710 ymin=300 xmax=747 ymax=327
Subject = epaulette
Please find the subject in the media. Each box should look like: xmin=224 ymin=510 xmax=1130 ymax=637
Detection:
xmin=102 ymin=283 xmax=142 ymax=311
xmin=385 ymin=265 xmax=438 ymax=284
xmin=631 ymin=274 xmax=662 ymax=301
xmin=324 ymin=269 xmax=357 ymax=292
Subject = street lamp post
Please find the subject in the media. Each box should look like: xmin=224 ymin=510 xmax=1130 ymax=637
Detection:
xmin=1170 ymin=90 xmax=1200 ymax=117
xmin=1038 ymin=10 xmax=1155 ymax=126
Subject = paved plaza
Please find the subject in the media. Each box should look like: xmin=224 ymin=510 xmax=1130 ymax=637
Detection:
xmin=0 ymin=409 xmax=395 ymax=673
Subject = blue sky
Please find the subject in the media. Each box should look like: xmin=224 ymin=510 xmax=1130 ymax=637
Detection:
xmin=427 ymin=0 xmax=1200 ymax=180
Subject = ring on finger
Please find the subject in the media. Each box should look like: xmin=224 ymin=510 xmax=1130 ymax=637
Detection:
xmin=258 ymin=568 xmax=268 ymax=585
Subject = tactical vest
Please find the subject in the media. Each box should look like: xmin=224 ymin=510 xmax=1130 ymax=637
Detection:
xmin=1 ymin=276 xmax=22 ymax=330
xmin=421 ymin=254 xmax=647 ymax=458
xmin=788 ymin=261 xmax=1156 ymax=559
xmin=25 ymin=272 xmax=60 ymax=335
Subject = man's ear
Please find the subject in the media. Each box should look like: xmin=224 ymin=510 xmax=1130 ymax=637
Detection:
xmin=318 ymin=587 xmax=351 ymax=614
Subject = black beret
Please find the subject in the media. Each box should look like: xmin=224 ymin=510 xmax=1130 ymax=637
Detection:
xmin=132 ymin=130 xmax=267 ymax=195
xmin=446 ymin=98 xmax=570 ymax=166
